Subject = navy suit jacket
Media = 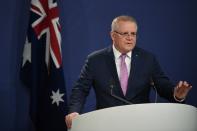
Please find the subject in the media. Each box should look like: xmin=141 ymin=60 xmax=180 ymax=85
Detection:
xmin=69 ymin=46 xmax=176 ymax=113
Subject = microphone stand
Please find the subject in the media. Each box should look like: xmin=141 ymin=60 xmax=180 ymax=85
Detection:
xmin=150 ymin=79 xmax=157 ymax=103
xmin=110 ymin=85 xmax=132 ymax=105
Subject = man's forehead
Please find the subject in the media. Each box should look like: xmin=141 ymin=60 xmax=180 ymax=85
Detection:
xmin=117 ymin=21 xmax=137 ymax=30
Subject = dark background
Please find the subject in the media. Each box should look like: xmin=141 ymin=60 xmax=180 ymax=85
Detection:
xmin=0 ymin=0 xmax=196 ymax=130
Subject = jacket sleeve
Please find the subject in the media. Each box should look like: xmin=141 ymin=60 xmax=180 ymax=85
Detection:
xmin=151 ymin=55 xmax=178 ymax=102
xmin=68 ymin=56 xmax=94 ymax=113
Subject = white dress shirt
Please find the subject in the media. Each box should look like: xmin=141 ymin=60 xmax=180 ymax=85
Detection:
xmin=112 ymin=45 xmax=132 ymax=79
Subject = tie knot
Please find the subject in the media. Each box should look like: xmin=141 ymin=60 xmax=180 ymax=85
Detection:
xmin=120 ymin=54 xmax=127 ymax=60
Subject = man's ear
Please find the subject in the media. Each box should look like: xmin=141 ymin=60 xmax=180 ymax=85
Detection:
xmin=110 ymin=31 xmax=115 ymax=41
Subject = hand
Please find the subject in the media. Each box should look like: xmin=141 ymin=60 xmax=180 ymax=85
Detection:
xmin=65 ymin=112 xmax=79 ymax=129
xmin=174 ymin=81 xmax=192 ymax=100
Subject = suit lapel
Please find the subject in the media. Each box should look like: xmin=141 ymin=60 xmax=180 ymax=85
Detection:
xmin=125 ymin=47 xmax=140 ymax=99
xmin=106 ymin=47 xmax=124 ymax=97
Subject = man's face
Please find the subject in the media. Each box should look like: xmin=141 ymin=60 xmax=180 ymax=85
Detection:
xmin=111 ymin=21 xmax=137 ymax=54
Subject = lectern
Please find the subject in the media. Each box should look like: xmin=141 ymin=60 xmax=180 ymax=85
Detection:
xmin=69 ymin=103 xmax=197 ymax=131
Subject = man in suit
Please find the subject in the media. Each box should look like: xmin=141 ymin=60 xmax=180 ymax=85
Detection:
xmin=65 ymin=15 xmax=192 ymax=128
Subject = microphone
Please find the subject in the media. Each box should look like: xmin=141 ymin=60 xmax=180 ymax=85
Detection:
xmin=150 ymin=78 xmax=157 ymax=103
xmin=109 ymin=79 xmax=132 ymax=105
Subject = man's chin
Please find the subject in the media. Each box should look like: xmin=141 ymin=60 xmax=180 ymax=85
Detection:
xmin=126 ymin=46 xmax=135 ymax=51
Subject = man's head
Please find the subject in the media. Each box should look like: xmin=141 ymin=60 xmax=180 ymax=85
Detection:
xmin=110 ymin=15 xmax=138 ymax=54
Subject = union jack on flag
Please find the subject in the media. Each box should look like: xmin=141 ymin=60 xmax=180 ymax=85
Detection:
xmin=31 ymin=0 xmax=62 ymax=69
xmin=20 ymin=0 xmax=67 ymax=130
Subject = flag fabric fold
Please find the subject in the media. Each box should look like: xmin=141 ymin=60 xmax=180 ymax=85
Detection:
xmin=20 ymin=0 xmax=67 ymax=130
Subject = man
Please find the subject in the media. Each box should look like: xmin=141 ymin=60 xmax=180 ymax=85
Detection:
xmin=65 ymin=15 xmax=192 ymax=128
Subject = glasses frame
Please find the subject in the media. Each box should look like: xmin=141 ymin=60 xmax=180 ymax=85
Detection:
xmin=114 ymin=31 xmax=137 ymax=38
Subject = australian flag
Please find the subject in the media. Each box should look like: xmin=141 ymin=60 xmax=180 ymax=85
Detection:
xmin=20 ymin=0 xmax=67 ymax=130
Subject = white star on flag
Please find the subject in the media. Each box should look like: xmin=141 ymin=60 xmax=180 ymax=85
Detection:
xmin=22 ymin=37 xmax=31 ymax=67
xmin=50 ymin=89 xmax=64 ymax=106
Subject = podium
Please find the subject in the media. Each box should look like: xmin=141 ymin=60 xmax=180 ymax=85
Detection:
xmin=69 ymin=103 xmax=197 ymax=131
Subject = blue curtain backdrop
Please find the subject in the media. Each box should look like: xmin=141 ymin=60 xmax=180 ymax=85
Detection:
xmin=0 ymin=0 xmax=197 ymax=131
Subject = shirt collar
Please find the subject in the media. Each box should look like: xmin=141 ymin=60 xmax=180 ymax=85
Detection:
xmin=112 ymin=44 xmax=132 ymax=59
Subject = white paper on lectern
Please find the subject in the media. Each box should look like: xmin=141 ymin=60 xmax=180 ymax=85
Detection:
xmin=69 ymin=103 xmax=197 ymax=131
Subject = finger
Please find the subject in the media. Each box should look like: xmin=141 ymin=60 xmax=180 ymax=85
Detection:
xmin=67 ymin=115 xmax=72 ymax=129
xmin=183 ymin=81 xmax=189 ymax=87
xmin=182 ymin=81 xmax=192 ymax=91
xmin=66 ymin=115 xmax=71 ymax=129
xmin=176 ymin=81 xmax=182 ymax=92
xmin=67 ymin=113 xmax=79 ymax=129
xmin=68 ymin=117 xmax=72 ymax=129
xmin=186 ymin=83 xmax=192 ymax=90
xmin=178 ymin=81 xmax=183 ymax=88
xmin=185 ymin=85 xmax=192 ymax=91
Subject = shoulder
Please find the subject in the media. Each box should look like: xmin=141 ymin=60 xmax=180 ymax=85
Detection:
xmin=134 ymin=46 xmax=155 ymax=58
xmin=87 ymin=46 xmax=112 ymax=60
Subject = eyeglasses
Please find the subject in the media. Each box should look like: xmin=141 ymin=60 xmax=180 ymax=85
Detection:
xmin=114 ymin=31 xmax=137 ymax=37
